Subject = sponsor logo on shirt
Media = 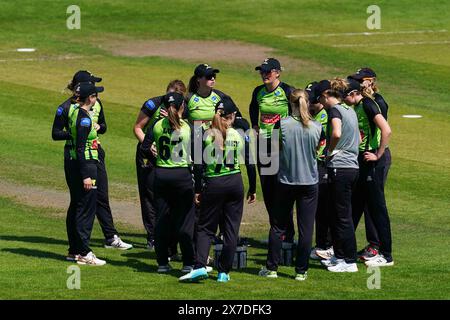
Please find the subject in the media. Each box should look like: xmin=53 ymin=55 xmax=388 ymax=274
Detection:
xmin=145 ymin=99 xmax=156 ymax=111
xmin=80 ymin=118 xmax=91 ymax=127
xmin=260 ymin=113 xmax=280 ymax=125
xmin=56 ymin=106 xmax=64 ymax=116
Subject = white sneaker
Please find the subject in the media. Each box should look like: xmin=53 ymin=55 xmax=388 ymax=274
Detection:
xmin=316 ymin=247 xmax=334 ymax=260
xmin=327 ymin=261 xmax=358 ymax=272
xmin=105 ymin=235 xmax=133 ymax=250
xmin=157 ymin=264 xmax=172 ymax=273
xmin=365 ymin=255 xmax=394 ymax=267
xmin=309 ymin=248 xmax=321 ymax=260
xmin=77 ymin=252 xmax=106 ymax=266
xmin=320 ymin=255 xmax=342 ymax=267
xmin=206 ymin=266 xmax=213 ymax=273
xmin=181 ymin=265 xmax=194 ymax=273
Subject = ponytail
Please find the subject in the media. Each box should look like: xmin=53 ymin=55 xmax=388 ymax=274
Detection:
xmin=168 ymin=105 xmax=181 ymax=130
xmin=188 ymin=75 xmax=199 ymax=94
xmin=211 ymin=111 xmax=230 ymax=150
xmin=290 ymin=89 xmax=312 ymax=127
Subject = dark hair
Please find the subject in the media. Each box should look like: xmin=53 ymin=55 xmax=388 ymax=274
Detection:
xmin=75 ymin=95 xmax=91 ymax=106
xmin=188 ymin=75 xmax=199 ymax=93
xmin=167 ymin=79 xmax=187 ymax=95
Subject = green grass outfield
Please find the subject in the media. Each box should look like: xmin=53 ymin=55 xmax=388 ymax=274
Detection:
xmin=0 ymin=0 xmax=449 ymax=299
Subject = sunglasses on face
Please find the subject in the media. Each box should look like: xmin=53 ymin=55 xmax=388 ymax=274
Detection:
xmin=259 ymin=69 xmax=276 ymax=75
xmin=205 ymin=74 xmax=216 ymax=80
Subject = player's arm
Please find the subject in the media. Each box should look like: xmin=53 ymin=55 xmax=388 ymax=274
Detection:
xmin=249 ymin=87 xmax=260 ymax=131
xmin=134 ymin=97 xmax=160 ymax=143
xmin=96 ymin=100 xmax=107 ymax=134
xmin=51 ymin=103 xmax=71 ymax=141
xmin=327 ymin=108 xmax=342 ymax=156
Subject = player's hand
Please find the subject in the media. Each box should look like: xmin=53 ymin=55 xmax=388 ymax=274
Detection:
xmin=83 ymin=178 xmax=93 ymax=191
xmin=247 ymin=192 xmax=256 ymax=204
xmin=363 ymin=152 xmax=378 ymax=162
xmin=150 ymin=143 xmax=158 ymax=157
xmin=94 ymin=123 xmax=100 ymax=131
xmin=194 ymin=193 xmax=201 ymax=206
xmin=252 ymin=125 xmax=260 ymax=136
xmin=160 ymin=108 xmax=169 ymax=118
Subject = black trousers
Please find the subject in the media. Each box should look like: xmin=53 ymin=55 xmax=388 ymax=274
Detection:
xmin=361 ymin=148 xmax=391 ymax=247
xmin=194 ymin=174 xmax=244 ymax=273
xmin=315 ymin=162 xmax=332 ymax=249
xmin=153 ymin=167 xmax=196 ymax=266
xmin=136 ymin=143 xmax=156 ymax=241
xmin=328 ymin=167 xmax=359 ymax=264
xmin=74 ymin=162 xmax=98 ymax=256
xmin=257 ymin=137 xmax=295 ymax=242
xmin=266 ymin=183 xmax=318 ymax=274
xmin=65 ymin=160 xmax=82 ymax=255
xmin=96 ymin=146 xmax=118 ymax=239
xmin=352 ymin=153 xmax=393 ymax=260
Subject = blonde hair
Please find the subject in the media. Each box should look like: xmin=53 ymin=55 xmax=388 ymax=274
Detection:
xmin=289 ymin=89 xmax=312 ymax=127
xmin=210 ymin=111 xmax=232 ymax=150
xmin=321 ymin=77 xmax=349 ymax=101
xmin=167 ymin=105 xmax=182 ymax=130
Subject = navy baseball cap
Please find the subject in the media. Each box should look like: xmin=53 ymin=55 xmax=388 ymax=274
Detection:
xmin=194 ymin=64 xmax=220 ymax=78
xmin=74 ymin=82 xmax=104 ymax=99
xmin=163 ymin=92 xmax=184 ymax=109
xmin=349 ymin=67 xmax=377 ymax=81
xmin=215 ymin=96 xmax=238 ymax=116
xmin=305 ymin=81 xmax=320 ymax=104
xmin=72 ymin=70 xmax=102 ymax=85
xmin=316 ymin=80 xmax=332 ymax=97
xmin=344 ymin=78 xmax=362 ymax=95
xmin=255 ymin=58 xmax=282 ymax=73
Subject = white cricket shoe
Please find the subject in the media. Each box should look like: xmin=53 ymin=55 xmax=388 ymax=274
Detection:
xmin=77 ymin=252 xmax=106 ymax=266
xmin=309 ymin=248 xmax=321 ymax=260
xmin=104 ymin=235 xmax=133 ymax=250
xmin=316 ymin=247 xmax=334 ymax=260
xmin=327 ymin=261 xmax=358 ymax=273
xmin=365 ymin=255 xmax=394 ymax=267
xmin=320 ymin=255 xmax=342 ymax=267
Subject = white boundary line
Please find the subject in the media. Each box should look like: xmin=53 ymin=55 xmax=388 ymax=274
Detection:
xmin=0 ymin=56 xmax=82 ymax=63
xmin=332 ymin=40 xmax=450 ymax=47
xmin=285 ymin=29 xmax=448 ymax=38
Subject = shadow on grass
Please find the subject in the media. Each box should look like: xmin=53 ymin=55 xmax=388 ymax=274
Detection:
xmin=0 ymin=248 xmax=159 ymax=274
xmin=2 ymin=248 xmax=65 ymax=261
xmin=0 ymin=235 xmax=67 ymax=246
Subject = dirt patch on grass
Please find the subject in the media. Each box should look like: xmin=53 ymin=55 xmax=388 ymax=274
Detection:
xmin=99 ymin=38 xmax=335 ymax=75
xmin=104 ymin=40 xmax=275 ymax=64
